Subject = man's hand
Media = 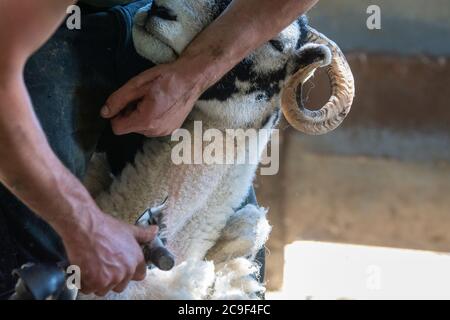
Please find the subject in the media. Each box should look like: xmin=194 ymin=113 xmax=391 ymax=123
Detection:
xmin=102 ymin=0 xmax=319 ymax=137
xmin=63 ymin=210 xmax=158 ymax=296
xmin=101 ymin=59 xmax=204 ymax=137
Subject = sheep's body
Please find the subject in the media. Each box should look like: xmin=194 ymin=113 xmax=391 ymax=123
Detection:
xmin=95 ymin=115 xmax=276 ymax=258
xmin=84 ymin=0 xmax=332 ymax=299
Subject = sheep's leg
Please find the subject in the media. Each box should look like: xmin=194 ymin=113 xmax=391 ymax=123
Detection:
xmin=206 ymin=204 xmax=270 ymax=264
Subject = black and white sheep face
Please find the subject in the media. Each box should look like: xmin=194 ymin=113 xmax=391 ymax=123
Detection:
xmin=133 ymin=0 xmax=328 ymax=128
xmin=134 ymin=0 xmax=220 ymax=63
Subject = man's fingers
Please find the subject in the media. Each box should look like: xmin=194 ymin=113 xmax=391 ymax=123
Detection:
xmin=132 ymin=261 xmax=148 ymax=281
xmin=137 ymin=128 xmax=173 ymax=138
xmin=102 ymin=68 xmax=162 ymax=119
xmin=137 ymin=130 xmax=157 ymax=137
xmin=82 ymin=276 xmax=115 ymax=297
xmin=101 ymin=83 xmax=148 ymax=119
xmin=112 ymin=273 xmax=134 ymax=294
xmin=80 ymin=285 xmax=94 ymax=295
xmin=133 ymin=225 xmax=159 ymax=244
xmin=94 ymin=283 xmax=117 ymax=297
xmin=111 ymin=110 xmax=146 ymax=135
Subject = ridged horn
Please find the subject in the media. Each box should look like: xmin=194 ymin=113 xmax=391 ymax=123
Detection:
xmin=280 ymin=27 xmax=355 ymax=135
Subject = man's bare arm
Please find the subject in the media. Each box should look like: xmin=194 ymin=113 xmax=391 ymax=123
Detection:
xmin=103 ymin=0 xmax=319 ymax=136
xmin=183 ymin=0 xmax=320 ymax=94
xmin=0 ymin=0 xmax=83 ymax=235
xmin=0 ymin=0 xmax=156 ymax=295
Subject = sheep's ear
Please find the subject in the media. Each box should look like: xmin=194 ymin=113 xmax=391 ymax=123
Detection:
xmin=294 ymin=43 xmax=332 ymax=68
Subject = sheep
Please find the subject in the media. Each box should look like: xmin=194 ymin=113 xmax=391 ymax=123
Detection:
xmin=83 ymin=0 xmax=355 ymax=300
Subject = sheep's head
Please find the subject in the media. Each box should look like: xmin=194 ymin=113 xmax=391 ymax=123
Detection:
xmin=133 ymin=0 xmax=355 ymax=135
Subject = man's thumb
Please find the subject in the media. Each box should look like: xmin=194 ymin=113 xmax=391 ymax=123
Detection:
xmin=133 ymin=225 xmax=159 ymax=244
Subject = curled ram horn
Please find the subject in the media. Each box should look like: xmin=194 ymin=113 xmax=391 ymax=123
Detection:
xmin=280 ymin=27 xmax=355 ymax=135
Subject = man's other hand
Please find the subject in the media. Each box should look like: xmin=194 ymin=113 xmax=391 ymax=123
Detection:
xmin=101 ymin=58 xmax=204 ymax=137
xmin=63 ymin=210 xmax=158 ymax=296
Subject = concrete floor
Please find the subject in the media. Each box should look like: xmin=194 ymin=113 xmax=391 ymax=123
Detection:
xmin=266 ymin=241 xmax=450 ymax=300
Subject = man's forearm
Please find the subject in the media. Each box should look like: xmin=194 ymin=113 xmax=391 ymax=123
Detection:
xmin=179 ymin=0 xmax=319 ymax=90
xmin=0 ymin=73 xmax=95 ymax=237
xmin=0 ymin=0 xmax=96 ymax=238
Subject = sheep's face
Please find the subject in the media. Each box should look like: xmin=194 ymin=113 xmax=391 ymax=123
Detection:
xmin=133 ymin=0 xmax=352 ymax=132
xmin=134 ymin=0 xmax=219 ymax=64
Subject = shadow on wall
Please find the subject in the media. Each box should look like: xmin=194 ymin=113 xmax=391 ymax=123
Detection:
xmin=258 ymin=1 xmax=450 ymax=291
xmin=308 ymin=0 xmax=450 ymax=56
